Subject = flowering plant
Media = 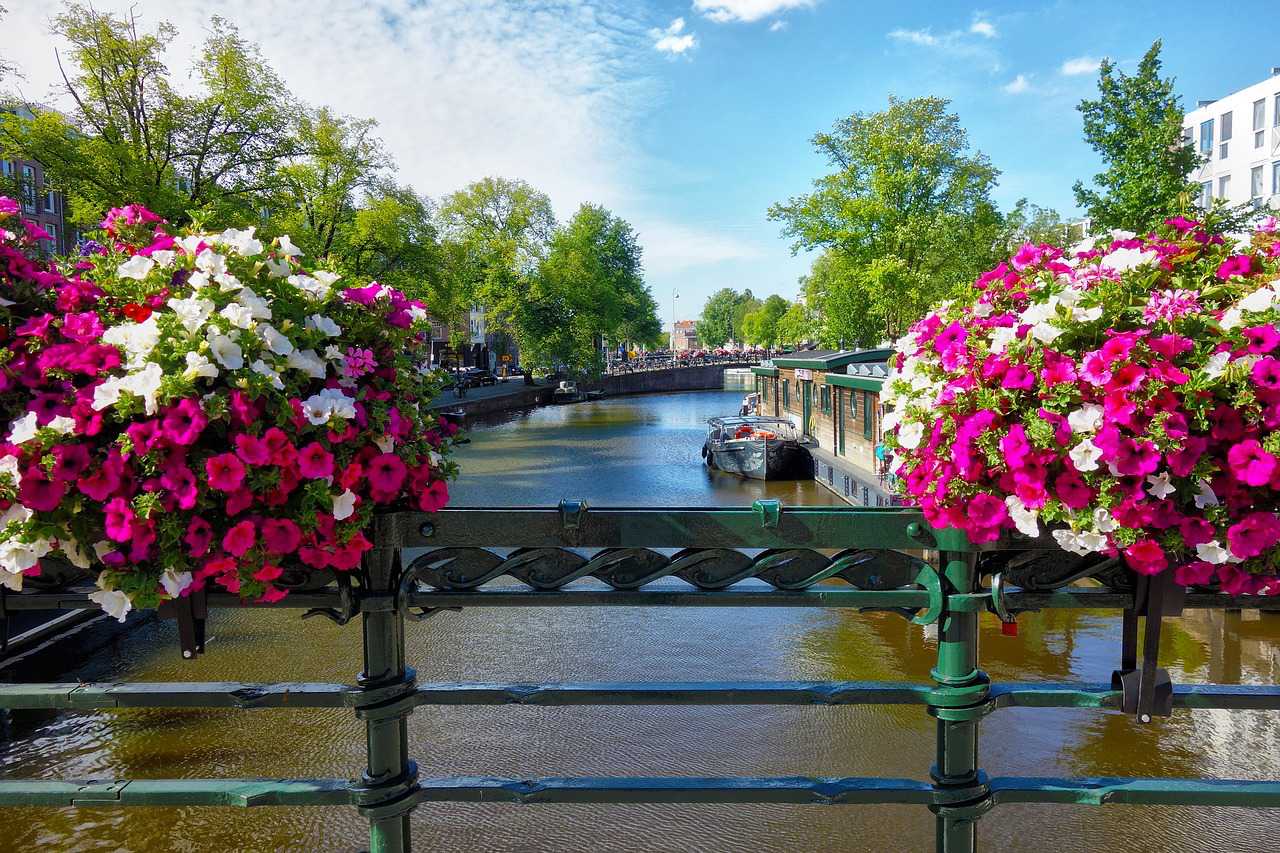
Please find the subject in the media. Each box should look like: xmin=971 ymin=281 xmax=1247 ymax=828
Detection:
xmin=0 ymin=198 xmax=457 ymax=620
xmin=884 ymin=215 xmax=1280 ymax=594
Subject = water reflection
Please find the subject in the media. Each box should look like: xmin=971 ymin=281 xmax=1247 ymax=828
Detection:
xmin=0 ymin=390 xmax=1277 ymax=851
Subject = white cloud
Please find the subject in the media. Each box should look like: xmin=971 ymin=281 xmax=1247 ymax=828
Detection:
xmin=969 ymin=18 xmax=997 ymax=38
xmin=693 ymin=0 xmax=817 ymax=25
xmin=1002 ymin=74 xmax=1031 ymax=94
xmin=888 ymin=28 xmax=939 ymax=47
xmin=652 ymin=17 xmax=697 ymax=55
xmin=769 ymin=20 xmax=788 ymax=32
xmin=1061 ymin=56 xmax=1102 ymax=76
xmin=633 ymin=219 xmax=765 ymax=275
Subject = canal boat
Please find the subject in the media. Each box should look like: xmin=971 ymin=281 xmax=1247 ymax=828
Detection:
xmin=585 ymin=389 xmax=605 ymax=400
xmin=701 ymin=416 xmax=811 ymax=480
xmin=552 ymin=380 xmax=586 ymax=404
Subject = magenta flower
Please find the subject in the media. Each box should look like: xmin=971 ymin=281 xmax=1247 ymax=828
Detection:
xmin=261 ymin=519 xmax=302 ymax=555
xmin=1113 ymin=439 xmax=1160 ymax=477
xmin=1243 ymin=325 xmax=1280 ymax=354
xmin=1173 ymin=561 xmax=1215 ymax=586
xmin=160 ymin=464 xmax=198 ymax=510
xmin=1226 ymin=512 xmax=1280 ymax=558
xmin=417 ymin=479 xmax=450 ymax=513
xmin=103 ymin=497 xmax=136 ymax=542
xmin=1001 ymin=364 xmax=1035 ymax=390
xmin=234 ymin=433 xmax=270 ymax=466
xmin=1054 ymin=471 xmax=1094 ymax=510
xmin=77 ymin=451 xmax=125 ymax=501
xmin=263 ymin=427 xmax=297 ymax=466
xmin=1216 ymin=254 xmax=1255 ymax=280
xmin=1142 ymin=289 xmax=1201 ymax=324
xmin=50 ymin=444 xmax=91 ymax=483
xmin=343 ymin=347 xmax=378 ymax=379
xmin=1227 ymin=439 xmax=1277 ymax=486
xmin=1123 ymin=539 xmax=1168 ymax=575
xmin=222 ymin=520 xmax=257 ymax=558
xmin=966 ymin=493 xmax=1008 ymax=529
xmin=161 ymin=399 xmax=207 ymax=446
xmin=18 ymin=467 xmax=67 ymax=513
xmin=205 ymin=453 xmax=247 ymax=492
xmin=297 ymin=442 xmax=335 ymax=479
xmin=367 ymin=453 xmax=407 ymax=502
xmin=1253 ymin=357 xmax=1280 ymax=390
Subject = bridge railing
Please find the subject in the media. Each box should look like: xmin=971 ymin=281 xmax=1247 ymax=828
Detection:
xmin=1 ymin=502 xmax=1278 ymax=852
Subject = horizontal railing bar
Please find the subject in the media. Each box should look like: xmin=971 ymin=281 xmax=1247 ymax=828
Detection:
xmin=418 ymin=775 xmax=938 ymax=805
xmin=999 ymin=589 xmax=1280 ymax=611
xmin=419 ymin=506 xmax=933 ymax=550
xmin=3 ymin=680 xmax=1275 ymax=712
xmin=0 ymin=779 xmax=354 ymax=807
xmin=407 ymin=588 xmax=931 ymax=608
xmin=0 ymin=590 xmax=343 ymax=612
xmin=990 ymin=776 xmax=1280 ymax=807
xmin=3 ymin=774 xmax=1277 ymax=809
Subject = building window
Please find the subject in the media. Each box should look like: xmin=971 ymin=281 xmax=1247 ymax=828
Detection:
xmin=1255 ymin=99 xmax=1267 ymax=148
xmin=1275 ymin=93 xmax=1280 ymax=127
xmin=1220 ymin=111 xmax=1232 ymax=159
xmin=44 ymin=187 xmax=56 ymax=214
xmin=1273 ymin=162 xmax=1280 ymax=196
xmin=1252 ymin=165 xmax=1265 ymax=204
xmin=20 ymin=165 xmax=35 ymax=212
xmin=0 ymin=159 xmax=11 ymax=178
xmin=1199 ymin=119 xmax=1214 ymax=155
xmin=1218 ymin=174 xmax=1231 ymax=199
xmin=1200 ymin=181 xmax=1213 ymax=209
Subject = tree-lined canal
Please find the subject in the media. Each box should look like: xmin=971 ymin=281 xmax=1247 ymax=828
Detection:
xmin=0 ymin=389 xmax=1277 ymax=851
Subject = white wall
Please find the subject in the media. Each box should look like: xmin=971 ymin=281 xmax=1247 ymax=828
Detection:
xmin=1184 ymin=71 xmax=1280 ymax=211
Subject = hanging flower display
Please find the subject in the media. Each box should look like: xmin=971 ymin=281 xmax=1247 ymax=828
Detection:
xmin=0 ymin=199 xmax=457 ymax=619
xmin=884 ymin=215 xmax=1280 ymax=594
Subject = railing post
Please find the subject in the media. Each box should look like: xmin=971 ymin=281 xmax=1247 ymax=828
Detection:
xmin=358 ymin=515 xmax=417 ymax=853
xmin=929 ymin=528 xmax=988 ymax=853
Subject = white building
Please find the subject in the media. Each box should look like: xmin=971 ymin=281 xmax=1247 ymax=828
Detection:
xmin=1183 ymin=68 xmax=1280 ymax=211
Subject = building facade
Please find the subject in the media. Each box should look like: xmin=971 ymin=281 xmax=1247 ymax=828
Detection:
xmin=672 ymin=320 xmax=698 ymax=351
xmin=1183 ymin=69 xmax=1280 ymax=211
xmin=1 ymin=104 xmax=68 ymax=255
xmin=752 ymin=349 xmax=902 ymax=506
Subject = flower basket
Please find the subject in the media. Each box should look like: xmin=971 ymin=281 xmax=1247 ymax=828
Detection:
xmin=0 ymin=199 xmax=458 ymax=626
xmin=883 ymin=216 xmax=1280 ymax=719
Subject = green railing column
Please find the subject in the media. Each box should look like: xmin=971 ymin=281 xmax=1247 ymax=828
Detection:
xmin=929 ymin=529 xmax=988 ymax=853
xmin=358 ymin=518 xmax=418 ymax=853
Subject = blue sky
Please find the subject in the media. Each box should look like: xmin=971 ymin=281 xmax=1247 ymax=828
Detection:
xmin=5 ymin=0 xmax=1279 ymax=327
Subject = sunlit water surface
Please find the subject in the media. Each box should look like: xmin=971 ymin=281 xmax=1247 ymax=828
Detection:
xmin=1 ymin=390 xmax=1277 ymax=851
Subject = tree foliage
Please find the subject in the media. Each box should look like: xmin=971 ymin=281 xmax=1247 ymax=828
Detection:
xmin=740 ymin=294 xmax=789 ymax=348
xmin=696 ymin=287 xmax=757 ymax=348
xmin=1072 ymin=41 xmax=1199 ymax=233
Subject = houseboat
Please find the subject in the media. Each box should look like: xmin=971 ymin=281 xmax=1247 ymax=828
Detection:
xmin=701 ymin=416 xmax=810 ymax=480
xmin=750 ymin=349 xmax=903 ymax=506
xmin=552 ymin=381 xmax=585 ymax=404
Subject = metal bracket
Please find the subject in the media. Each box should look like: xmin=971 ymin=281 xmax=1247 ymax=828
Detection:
xmin=158 ymin=588 xmax=208 ymax=660
xmin=1110 ymin=571 xmax=1184 ymax=723
xmin=396 ymin=560 xmax=462 ymax=623
xmin=302 ymin=573 xmax=357 ymax=626
xmin=558 ymin=499 xmax=588 ymax=546
xmin=753 ymin=499 xmax=780 ymax=530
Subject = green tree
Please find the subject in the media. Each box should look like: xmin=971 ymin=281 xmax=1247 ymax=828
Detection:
xmin=1072 ymin=41 xmax=1199 ymax=233
xmin=769 ymin=96 xmax=1000 ymax=281
xmin=1000 ymin=199 xmax=1068 ymax=247
xmin=697 ymin=288 xmax=757 ymax=348
xmin=518 ymin=203 xmax=656 ymax=374
xmin=775 ymin=301 xmax=814 ymax=346
xmin=740 ymin=294 xmax=789 ymax=348
xmin=1 ymin=7 xmax=301 ymax=228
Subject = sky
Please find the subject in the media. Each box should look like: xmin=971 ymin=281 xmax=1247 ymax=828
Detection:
xmin=3 ymin=0 xmax=1279 ymax=329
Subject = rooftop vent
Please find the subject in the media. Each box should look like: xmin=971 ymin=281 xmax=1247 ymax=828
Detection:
xmin=1273 ymin=66 xmax=1280 ymax=76
xmin=1197 ymin=99 xmax=1215 ymax=108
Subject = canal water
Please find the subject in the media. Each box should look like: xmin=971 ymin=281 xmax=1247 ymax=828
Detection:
xmin=1 ymin=389 xmax=1278 ymax=852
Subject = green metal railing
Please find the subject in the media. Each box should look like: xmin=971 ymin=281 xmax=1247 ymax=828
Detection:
xmin=1 ymin=502 xmax=1279 ymax=852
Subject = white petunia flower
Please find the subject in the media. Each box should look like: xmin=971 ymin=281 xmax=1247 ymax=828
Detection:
xmin=1091 ymin=507 xmax=1117 ymax=533
xmin=1052 ymin=529 xmax=1087 ymax=555
xmin=60 ymin=537 xmax=91 ymax=569
xmin=971 ymin=301 xmax=993 ymax=318
xmin=374 ymin=435 xmax=395 ymax=453
xmin=1238 ymin=287 xmax=1275 ymax=314
xmin=220 ymin=227 xmax=263 ymax=257
xmin=183 ymin=350 xmax=219 ymax=381
xmin=1069 ymin=438 xmax=1102 ymax=472
xmin=896 ymin=420 xmax=925 ymax=450
xmin=277 ymin=235 xmax=302 ymax=257
xmin=1203 ymin=350 xmax=1231 ymax=379
xmin=88 ymin=588 xmax=132 ymax=622
xmin=1195 ymin=540 xmax=1236 ymax=565
xmin=1145 ymin=471 xmax=1176 ymax=500
xmin=1005 ymin=495 xmax=1040 ymax=537
xmin=250 ymin=359 xmax=285 ymax=390
xmin=324 ymin=344 xmax=344 ymax=362
xmin=117 ymin=255 xmax=156 ymax=280
xmin=258 ymin=323 xmax=294 ymax=356
xmin=265 ymin=257 xmax=292 ymax=278
xmin=1077 ymin=531 xmax=1110 ymax=553
xmin=0 ymin=454 xmax=20 ymax=484
xmin=169 ymin=294 xmax=215 ymax=334
xmin=287 ymin=348 xmax=327 ymax=379
xmin=7 ymin=412 xmax=39 ymax=444
xmin=287 ymin=274 xmax=330 ymax=301
xmin=150 ymin=249 xmax=176 ymax=268
xmin=1100 ymin=247 xmax=1159 ymax=272
xmin=219 ymin=302 xmax=255 ymax=329
xmin=195 ymin=249 xmax=227 ymax=276
xmin=208 ymin=334 xmax=244 ymax=370
xmin=1193 ymin=479 xmax=1219 ymax=509
xmin=215 ymin=272 xmax=242 ymax=292
xmin=1220 ymin=307 xmax=1244 ymax=330
xmin=1030 ymin=322 xmax=1063 ymax=344
xmin=102 ymin=315 xmax=160 ymax=368
xmin=306 ymin=314 xmax=342 ymax=337
xmin=988 ymin=326 xmax=1016 ymax=354
xmin=120 ymin=362 xmax=164 ymax=415
xmin=46 ymin=416 xmax=76 ymax=435
xmin=1067 ymin=403 xmax=1103 ymax=434
xmin=1071 ymin=304 xmax=1103 ymax=323
xmin=313 ymin=270 xmax=340 ymax=286
xmin=332 ymin=489 xmax=358 ymax=521
xmin=237 ymin=288 xmax=272 ymax=320
xmin=160 ymin=569 xmax=194 ymax=598
xmin=302 ymin=388 xmax=357 ymax=425
xmin=177 ymin=235 xmax=205 ymax=256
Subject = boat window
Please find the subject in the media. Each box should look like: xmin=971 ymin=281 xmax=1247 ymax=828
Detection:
xmin=850 ymin=390 xmax=860 ymax=423
xmin=863 ymin=393 xmax=874 ymax=439
xmin=782 ymin=379 xmax=790 ymax=409
xmin=820 ymin=384 xmax=830 ymax=413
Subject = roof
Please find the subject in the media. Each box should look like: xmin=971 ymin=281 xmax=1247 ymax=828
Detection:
xmin=771 ymin=348 xmax=893 ymax=370
xmin=824 ymin=373 xmax=885 ymax=392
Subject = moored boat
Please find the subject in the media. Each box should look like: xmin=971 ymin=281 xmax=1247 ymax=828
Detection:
xmin=552 ymin=380 xmax=586 ymax=404
xmin=701 ymin=416 xmax=811 ymax=480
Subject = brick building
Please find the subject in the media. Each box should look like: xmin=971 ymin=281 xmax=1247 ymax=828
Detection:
xmin=672 ymin=320 xmax=698 ymax=351
xmin=1 ymin=104 xmax=68 ymax=254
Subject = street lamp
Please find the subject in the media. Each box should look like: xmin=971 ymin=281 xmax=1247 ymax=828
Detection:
xmin=671 ymin=288 xmax=679 ymax=368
